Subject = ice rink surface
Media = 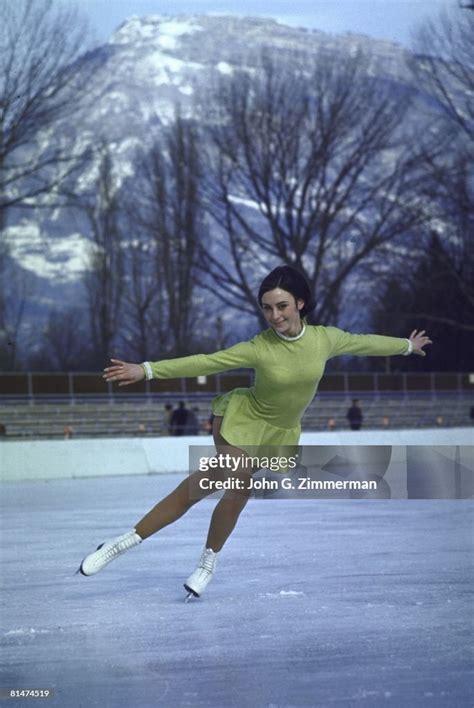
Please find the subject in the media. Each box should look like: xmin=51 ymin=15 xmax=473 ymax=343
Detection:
xmin=1 ymin=474 xmax=472 ymax=708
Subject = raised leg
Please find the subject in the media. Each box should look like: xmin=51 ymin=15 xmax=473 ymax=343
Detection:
xmin=134 ymin=466 xmax=221 ymax=540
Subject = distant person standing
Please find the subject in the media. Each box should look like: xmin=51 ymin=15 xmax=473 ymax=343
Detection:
xmin=170 ymin=401 xmax=189 ymax=436
xmin=347 ymin=399 xmax=363 ymax=431
xmin=163 ymin=403 xmax=173 ymax=435
xmin=184 ymin=407 xmax=200 ymax=435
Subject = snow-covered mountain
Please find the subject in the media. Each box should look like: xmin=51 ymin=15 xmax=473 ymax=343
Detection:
xmin=5 ymin=15 xmax=410 ymax=262
xmin=3 ymin=14 xmax=432 ymax=356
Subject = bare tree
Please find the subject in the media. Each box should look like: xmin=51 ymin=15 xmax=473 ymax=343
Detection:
xmin=199 ymin=49 xmax=427 ymax=326
xmin=122 ymin=115 xmax=204 ymax=356
xmin=41 ymin=307 xmax=91 ymax=370
xmin=0 ymin=0 xmax=94 ymax=230
xmin=410 ymin=6 xmax=474 ymax=141
xmin=118 ymin=236 xmax=160 ymax=363
xmin=72 ymin=142 xmax=124 ymax=367
xmin=370 ymin=231 xmax=473 ymax=372
xmin=0 ymin=249 xmax=33 ymax=370
xmin=363 ymin=6 xmax=474 ymax=368
xmin=406 ymin=5 xmax=474 ymax=332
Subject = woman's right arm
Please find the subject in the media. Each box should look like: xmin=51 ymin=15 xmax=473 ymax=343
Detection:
xmin=103 ymin=340 xmax=258 ymax=386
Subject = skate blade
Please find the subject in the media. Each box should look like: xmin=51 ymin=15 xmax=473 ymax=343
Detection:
xmin=183 ymin=584 xmax=199 ymax=602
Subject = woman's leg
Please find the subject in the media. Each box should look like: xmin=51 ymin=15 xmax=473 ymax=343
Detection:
xmin=134 ymin=416 xmax=253 ymax=541
xmin=81 ymin=418 xmax=256 ymax=582
xmin=183 ymin=420 xmax=256 ymax=596
xmin=134 ymin=467 xmax=218 ymax=540
xmin=204 ymin=417 xmax=256 ymax=551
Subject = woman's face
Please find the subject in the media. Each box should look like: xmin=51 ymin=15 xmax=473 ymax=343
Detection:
xmin=261 ymin=288 xmax=304 ymax=337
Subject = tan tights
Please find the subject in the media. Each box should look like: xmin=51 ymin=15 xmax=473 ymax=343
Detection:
xmin=134 ymin=417 xmax=255 ymax=552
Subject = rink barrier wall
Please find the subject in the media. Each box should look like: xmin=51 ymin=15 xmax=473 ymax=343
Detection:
xmin=1 ymin=428 xmax=472 ymax=482
xmin=0 ymin=370 xmax=472 ymax=399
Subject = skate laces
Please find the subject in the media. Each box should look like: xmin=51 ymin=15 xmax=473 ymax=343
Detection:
xmin=100 ymin=533 xmax=137 ymax=561
xmin=199 ymin=550 xmax=217 ymax=574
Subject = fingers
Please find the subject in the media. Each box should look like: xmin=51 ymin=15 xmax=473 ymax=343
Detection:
xmin=103 ymin=369 xmax=135 ymax=385
xmin=105 ymin=375 xmax=130 ymax=383
xmin=107 ymin=376 xmax=132 ymax=386
xmin=104 ymin=359 xmax=124 ymax=372
xmin=104 ymin=358 xmax=126 ymax=374
xmin=103 ymin=367 xmax=127 ymax=382
xmin=103 ymin=369 xmax=121 ymax=377
xmin=101 ymin=357 xmax=139 ymax=387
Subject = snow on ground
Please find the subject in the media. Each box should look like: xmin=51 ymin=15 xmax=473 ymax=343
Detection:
xmin=1 ymin=474 xmax=472 ymax=707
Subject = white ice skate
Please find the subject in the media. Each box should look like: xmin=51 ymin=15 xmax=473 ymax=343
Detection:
xmin=184 ymin=548 xmax=219 ymax=601
xmin=78 ymin=530 xmax=142 ymax=576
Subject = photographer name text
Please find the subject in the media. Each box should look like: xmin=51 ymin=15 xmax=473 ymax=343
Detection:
xmin=198 ymin=477 xmax=378 ymax=491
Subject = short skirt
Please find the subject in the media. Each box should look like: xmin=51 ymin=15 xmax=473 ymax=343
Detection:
xmin=211 ymin=388 xmax=300 ymax=472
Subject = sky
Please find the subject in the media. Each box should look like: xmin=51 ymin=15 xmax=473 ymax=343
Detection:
xmin=80 ymin=0 xmax=455 ymax=48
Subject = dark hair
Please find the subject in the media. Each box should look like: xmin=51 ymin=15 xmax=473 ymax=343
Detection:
xmin=258 ymin=265 xmax=315 ymax=318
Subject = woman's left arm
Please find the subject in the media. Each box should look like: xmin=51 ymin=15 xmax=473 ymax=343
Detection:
xmin=325 ymin=326 xmax=432 ymax=358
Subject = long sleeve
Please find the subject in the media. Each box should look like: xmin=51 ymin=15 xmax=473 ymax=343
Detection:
xmin=324 ymin=326 xmax=410 ymax=359
xmin=147 ymin=339 xmax=258 ymax=379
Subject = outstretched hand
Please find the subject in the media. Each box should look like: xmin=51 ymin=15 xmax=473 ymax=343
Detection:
xmin=408 ymin=330 xmax=433 ymax=356
xmin=103 ymin=359 xmax=145 ymax=386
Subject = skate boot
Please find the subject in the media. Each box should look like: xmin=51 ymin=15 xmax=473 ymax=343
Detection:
xmin=184 ymin=547 xmax=219 ymax=598
xmin=78 ymin=530 xmax=142 ymax=576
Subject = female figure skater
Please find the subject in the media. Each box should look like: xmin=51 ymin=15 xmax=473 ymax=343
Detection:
xmin=79 ymin=266 xmax=432 ymax=598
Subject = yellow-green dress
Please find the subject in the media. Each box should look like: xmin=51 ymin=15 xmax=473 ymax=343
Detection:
xmin=147 ymin=326 xmax=409 ymax=457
